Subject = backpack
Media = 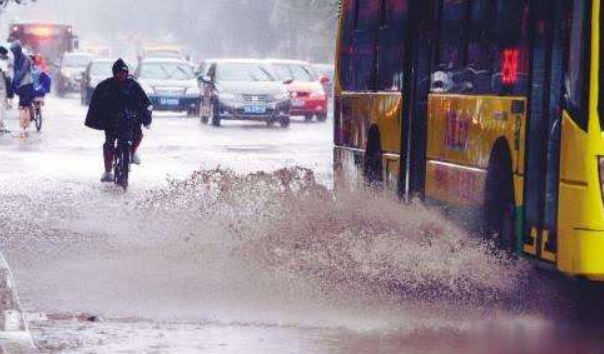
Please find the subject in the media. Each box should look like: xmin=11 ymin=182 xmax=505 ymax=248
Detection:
xmin=32 ymin=68 xmax=51 ymax=97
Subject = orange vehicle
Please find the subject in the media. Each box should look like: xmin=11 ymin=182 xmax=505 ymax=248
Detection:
xmin=8 ymin=22 xmax=78 ymax=65
xmin=334 ymin=0 xmax=604 ymax=280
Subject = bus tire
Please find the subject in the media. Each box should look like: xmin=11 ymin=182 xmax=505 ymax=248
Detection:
xmin=484 ymin=142 xmax=516 ymax=255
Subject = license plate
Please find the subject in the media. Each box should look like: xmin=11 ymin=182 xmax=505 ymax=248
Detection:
xmin=244 ymin=105 xmax=267 ymax=114
xmin=160 ymin=97 xmax=180 ymax=106
xmin=292 ymin=99 xmax=305 ymax=107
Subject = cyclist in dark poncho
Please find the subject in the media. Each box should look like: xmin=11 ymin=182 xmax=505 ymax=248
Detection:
xmin=85 ymin=58 xmax=153 ymax=182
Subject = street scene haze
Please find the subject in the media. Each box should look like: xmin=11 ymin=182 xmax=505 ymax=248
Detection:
xmin=0 ymin=0 xmax=604 ymax=353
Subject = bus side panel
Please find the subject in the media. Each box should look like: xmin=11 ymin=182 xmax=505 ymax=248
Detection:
xmin=425 ymin=94 xmax=527 ymax=208
xmin=547 ymin=0 xmax=604 ymax=279
xmin=557 ymin=114 xmax=604 ymax=276
xmin=334 ymin=93 xmax=403 ymax=191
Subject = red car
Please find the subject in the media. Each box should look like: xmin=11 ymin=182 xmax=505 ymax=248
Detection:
xmin=267 ymin=60 xmax=330 ymax=122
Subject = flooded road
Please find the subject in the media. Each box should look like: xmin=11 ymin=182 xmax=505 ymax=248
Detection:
xmin=1 ymin=96 xmax=604 ymax=353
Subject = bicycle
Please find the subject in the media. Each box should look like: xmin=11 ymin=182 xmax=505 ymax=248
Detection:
xmin=112 ymin=111 xmax=139 ymax=191
xmin=30 ymin=99 xmax=43 ymax=132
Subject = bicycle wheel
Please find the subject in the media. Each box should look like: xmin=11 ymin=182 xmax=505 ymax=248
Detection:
xmin=113 ymin=147 xmax=122 ymax=185
xmin=34 ymin=108 xmax=42 ymax=132
xmin=116 ymin=142 xmax=130 ymax=190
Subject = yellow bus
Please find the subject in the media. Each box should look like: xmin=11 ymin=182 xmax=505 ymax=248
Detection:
xmin=334 ymin=0 xmax=604 ymax=280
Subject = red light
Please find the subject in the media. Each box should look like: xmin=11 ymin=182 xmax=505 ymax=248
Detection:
xmin=502 ymin=49 xmax=519 ymax=85
xmin=29 ymin=26 xmax=54 ymax=37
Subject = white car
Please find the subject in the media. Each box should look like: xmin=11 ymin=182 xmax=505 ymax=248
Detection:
xmin=81 ymin=58 xmax=114 ymax=105
xmin=57 ymin=52 xmax=95 ymax=96
xmin=136 ymin=58 xmax=201 ymax=116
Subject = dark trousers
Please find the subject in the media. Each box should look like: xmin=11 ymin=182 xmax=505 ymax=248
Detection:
xmin=103 ymin=126 xmax=143 ymax=172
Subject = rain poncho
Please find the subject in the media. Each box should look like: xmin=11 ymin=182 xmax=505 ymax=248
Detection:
xmin=85 ymin=60 xmax=152 ymax=131
xmin=10 ymin=41 xmax=32 ymax=91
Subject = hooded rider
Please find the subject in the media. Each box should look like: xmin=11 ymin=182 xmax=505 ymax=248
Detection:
xmin=11 ymin=41 xmax=34 ymax=138
xmin=85 ymin=58 xmax=152 ymax=182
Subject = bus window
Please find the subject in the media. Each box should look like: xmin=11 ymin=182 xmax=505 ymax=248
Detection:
xmin=340 ymin=0 xmax=357 ymax=91
xmin=467 ymin=0 xmax=496 ymax=94
xmin=376 ymin=0 xmax=408 ymax=91
xmin=566 ymin=0 xmax=590 ymax=130
xmin=438 ymin=0 xmax=468 ymax=71
xmin=354 ymin=0 xmax=380 ymax=31
xmin=491 ymin=0 xmax=530 ymax=96
xmin=351 ymin=0 xmax=380 ymax=91
xmin=433 ymin=0 xmax=470 ymax=93
xmin=432 ymin=0 xmax=529 ymax=96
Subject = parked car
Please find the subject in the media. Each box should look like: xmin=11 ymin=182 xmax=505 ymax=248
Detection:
xmin=136 ymin=58 xmax=201 ymax=116
xmin=267 ymin=59 xmax=329 ymax=122
xmin=312 ymin=63 xmax=334 ymax=98
xmin=57 ymin=52 xmax=95 ymax=96
xmin=198 ymin=59 xmax=291 ymax=128
xmin=80 ymin=58 xmax=113 ymax=105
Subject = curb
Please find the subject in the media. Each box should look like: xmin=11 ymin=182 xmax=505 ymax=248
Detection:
xmin=0 ymin=253 xmax=37 ymax=353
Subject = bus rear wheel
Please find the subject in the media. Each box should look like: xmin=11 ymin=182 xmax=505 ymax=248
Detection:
xmin=484 ymin=151 xmax=516 ymax=255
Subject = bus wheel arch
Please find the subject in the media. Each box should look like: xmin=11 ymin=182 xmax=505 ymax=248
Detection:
xmin=364 ymin=124 xmax=384 ymax=186
xmin=483 ymin=137 xmax=516 ymax=254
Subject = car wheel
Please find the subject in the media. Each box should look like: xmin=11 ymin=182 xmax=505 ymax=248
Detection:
xmin=280 ymin=116 xmax=290 ymax=128
xmin=305 ymin=114 xmax=314 ymax=122
xmin=317 ymin=114 xmax=327 ymax=122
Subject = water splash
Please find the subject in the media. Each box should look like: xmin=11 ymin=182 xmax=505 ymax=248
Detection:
xmin=139 ymin=167 xmax=537 ymax=307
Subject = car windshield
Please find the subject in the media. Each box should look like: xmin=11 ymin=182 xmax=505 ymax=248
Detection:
xmin=273 ymin=64 xmax=318 ymax=82
xmin=139 ymin=62 xmax=195 ymax=80
xmin=217 ymin=63 xmax=276 ymax=82
xmin=63 ymin=54 xmax=94 ymax=67
xmin=90 ymin=62 xmax=113 ymax=76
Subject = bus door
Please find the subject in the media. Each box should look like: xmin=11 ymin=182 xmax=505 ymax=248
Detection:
xmin=399 ymin=0 xmax=437 ymax=200
xmin=522 ymin=0 xmax=570 ymax=262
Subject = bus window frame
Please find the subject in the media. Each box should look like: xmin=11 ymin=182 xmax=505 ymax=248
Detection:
xmin=565 ymin=0 xmax=591 ymax=131
xmin=598 ymin=1 xmax=604 ymax=132
xmin=435 ymin=0 xmax=471 ymax=74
